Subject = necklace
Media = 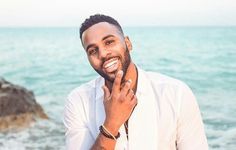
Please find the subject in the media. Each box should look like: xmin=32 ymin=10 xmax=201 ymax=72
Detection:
xmin=124 ymin=121 xmax=129 ymax=139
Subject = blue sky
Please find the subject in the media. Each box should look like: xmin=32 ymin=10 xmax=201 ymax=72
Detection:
xmin=0 ymin=0 xmax=235 ymax=27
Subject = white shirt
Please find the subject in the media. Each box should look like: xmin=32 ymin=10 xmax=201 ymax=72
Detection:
xmin=63 ymin=68 xmax=208 ymax=150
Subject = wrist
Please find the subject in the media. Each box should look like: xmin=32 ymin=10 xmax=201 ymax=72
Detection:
xmin=99 ymin=125 xmax=120 ymax=140
xmin=103 ymin=121 xmax=120 ymax=136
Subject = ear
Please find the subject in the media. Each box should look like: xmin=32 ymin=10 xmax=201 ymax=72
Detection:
xmin=124 ymin=36 xmax=132 ymax=52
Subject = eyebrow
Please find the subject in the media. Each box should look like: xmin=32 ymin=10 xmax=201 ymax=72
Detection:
xmin=102 ymin=35 xmax=115 ymax=41
xmin=86 ymin=35 xmax=115 ymax=51
xmin=86 ymin=44 xmax=96 ymax=52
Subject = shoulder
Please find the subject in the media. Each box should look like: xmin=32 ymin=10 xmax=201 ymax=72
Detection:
xmin=144 ymin=70 xmax=189 ymax=90
xmin=68 ymin=79 xmax=96 ymax=99
xmin=144 ymin=70 xmax=197 ymax=110
xmin=66 ymin=76 xmax=102 ymax=108
xmin=141 ymin=70 xmax=199 ymax=119
xmin=141 ymin=70 xmax=193 ymax=106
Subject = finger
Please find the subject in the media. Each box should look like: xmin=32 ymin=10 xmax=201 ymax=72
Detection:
xmin=112 ymin=70 xmax=123 ymax=93
xmin=130 ymin=95 xmax=138 ymax=106
xmin=102 ymin=85 xmax=110 ymax=101
xmin=121 ymin=79 xmax=132 ymax=96
xmin=126 ymin=89 xmax=134 ymax=99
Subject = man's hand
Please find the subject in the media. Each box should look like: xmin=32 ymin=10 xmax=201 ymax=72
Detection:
xmin=102 ymin=70 xmax=137 ymax=135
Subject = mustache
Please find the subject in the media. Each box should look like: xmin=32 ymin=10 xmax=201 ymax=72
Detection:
xmin=101 ymin=55 xmax=119 ymax=65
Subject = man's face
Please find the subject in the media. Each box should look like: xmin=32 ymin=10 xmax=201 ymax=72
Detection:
xmin=81 ymin=22 xmax=132 ymax=82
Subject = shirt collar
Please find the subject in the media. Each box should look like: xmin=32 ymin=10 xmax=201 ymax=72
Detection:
xmin=136 ymin=66 xmax=150 ymax=96
xmin=95 ymin=76 xmax=105 ymax=101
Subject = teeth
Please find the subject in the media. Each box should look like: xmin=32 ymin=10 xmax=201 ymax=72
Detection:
xmin=105 ymin=60 xmax=118 ymax=68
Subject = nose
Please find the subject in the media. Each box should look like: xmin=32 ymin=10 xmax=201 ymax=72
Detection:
xmin=99 ymin=48 xmax=111 ymax=59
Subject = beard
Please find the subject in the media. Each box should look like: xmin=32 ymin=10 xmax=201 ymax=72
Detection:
xmin=94 ymin=45 xmax=131 ymax=83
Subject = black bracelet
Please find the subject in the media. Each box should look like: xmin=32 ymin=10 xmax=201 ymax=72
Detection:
xmin=99 ymin=125 xmax=120 ymax=140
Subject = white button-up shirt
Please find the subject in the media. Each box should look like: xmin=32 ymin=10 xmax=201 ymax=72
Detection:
xmin=63 ymin=68 xmax=208 ymax=150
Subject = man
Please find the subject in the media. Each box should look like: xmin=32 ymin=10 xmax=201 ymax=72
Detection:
xmin=63 ymin=14 xmax=208 ymax=150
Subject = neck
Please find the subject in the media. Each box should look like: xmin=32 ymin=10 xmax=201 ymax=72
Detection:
xmin=105 ymin=62 xmax=138 ymax=93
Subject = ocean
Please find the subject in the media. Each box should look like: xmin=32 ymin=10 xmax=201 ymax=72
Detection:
xmin=0 ymin=27 xmax=235 ymax=149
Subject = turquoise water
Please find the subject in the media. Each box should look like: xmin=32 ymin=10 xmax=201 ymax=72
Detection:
xmin=0 ymin=27 xmax=236 ymax=149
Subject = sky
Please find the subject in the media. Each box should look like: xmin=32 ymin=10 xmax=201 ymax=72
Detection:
xmin=0 ymin=0 xmax=236 ymax=27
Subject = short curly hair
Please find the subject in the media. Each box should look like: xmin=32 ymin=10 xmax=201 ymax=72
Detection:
xmin=79 ymin=14 xmax=124 ymax=39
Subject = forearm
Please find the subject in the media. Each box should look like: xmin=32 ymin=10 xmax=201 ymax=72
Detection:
xmin=90 ymin=133 xmax=116 ymax=150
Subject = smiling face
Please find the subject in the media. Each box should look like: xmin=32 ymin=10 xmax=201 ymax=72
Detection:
xmin=81 ymin=22 xmax=132 ymax=82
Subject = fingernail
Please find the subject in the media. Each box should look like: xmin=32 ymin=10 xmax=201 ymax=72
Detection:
xmin=118 ymin=70 xmax=123 ymax=76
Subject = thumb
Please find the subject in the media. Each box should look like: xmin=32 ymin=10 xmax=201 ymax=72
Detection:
xmin=102 ymin=85 xmax=110 ymax=100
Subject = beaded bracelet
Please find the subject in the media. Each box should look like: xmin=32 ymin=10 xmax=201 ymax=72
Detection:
xmin=99 ymin=125 xmax=120 ymax=140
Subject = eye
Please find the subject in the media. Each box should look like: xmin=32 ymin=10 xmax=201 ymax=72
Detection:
xmin=105 ymin=40 xmax=114 ymax=45
xmin=88 ymin=48 xmax=98 ymax=55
